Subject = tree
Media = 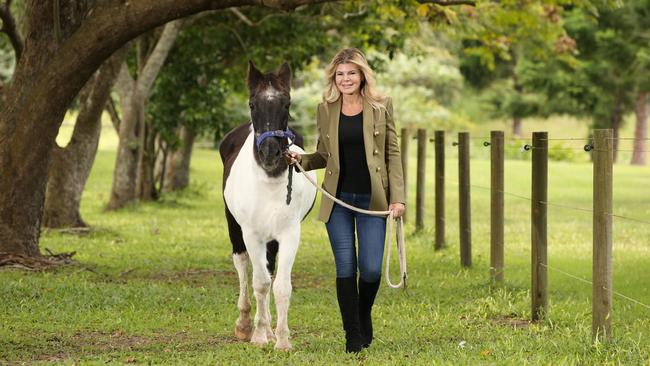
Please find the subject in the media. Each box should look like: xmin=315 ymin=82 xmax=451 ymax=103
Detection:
xmin=632 ymin=92 xmax=648 ymax=166
xmin=107 ymin=20 xmax=184 ymax=209
xmin=149 ymin=0 xmax=426 ymax=192
xmin=0 ymin=0 xmax=467 ymax=263
xmin=43 ymin=48 xmax=127 ymax=227
xmin=439 ymin=2 xmax=580 ymax=136
xmin=519 ymin=3 xmax=650 ymax=162
xmin=0 ymin=0 xmax=340 ymax=263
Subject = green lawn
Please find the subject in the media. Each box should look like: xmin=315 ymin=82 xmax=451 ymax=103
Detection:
xmin=1 ymin=119 xmax=649 ymax=365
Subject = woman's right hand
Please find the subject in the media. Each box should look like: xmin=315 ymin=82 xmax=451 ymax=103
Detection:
xmin=284 ymin=151 xmax=302 ymax=165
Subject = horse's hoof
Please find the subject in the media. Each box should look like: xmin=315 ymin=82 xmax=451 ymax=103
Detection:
xmin=250 ymin=331 xmax=269 ymax=346
xmin=266 ymin=328 xmax=276 ymax=341
xmin=235 ymin=324 xmax=252 ymax=341
xmin=275 ymin=339 xmax=292 ymax=351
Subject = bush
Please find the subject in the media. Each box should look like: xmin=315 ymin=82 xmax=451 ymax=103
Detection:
xmin=548 ymin=142 xmax=577 ymax=162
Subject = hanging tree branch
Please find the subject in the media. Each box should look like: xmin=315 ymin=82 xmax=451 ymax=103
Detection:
xmin=0 ymin=0 xmax=23 ymax=60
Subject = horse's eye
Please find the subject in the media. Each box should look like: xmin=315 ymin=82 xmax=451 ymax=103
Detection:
xmin=249 ymin=102 xmax=254 ymax=110
xmin=284 ymin=103 xmax=290 ymax=110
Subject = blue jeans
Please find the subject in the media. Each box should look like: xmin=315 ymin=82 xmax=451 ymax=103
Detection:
xmin=325 ymin=192 xmax=387 ymax=282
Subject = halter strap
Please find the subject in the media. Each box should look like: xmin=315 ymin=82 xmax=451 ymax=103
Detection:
xmin=255 ymin=128 xmax=295 ymax=149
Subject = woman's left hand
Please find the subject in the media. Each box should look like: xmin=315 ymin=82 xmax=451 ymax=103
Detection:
xmin=389 ymin=203 xmax=405 ymax=218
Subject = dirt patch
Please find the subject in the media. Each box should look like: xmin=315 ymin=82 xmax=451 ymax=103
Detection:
xmin=490 ymin=314 xmax=532 ymax=329
xmin=137 ymin=269 xmax=237 ymax=286
xmin=129 ymin=268 xmax=329 ymax=290
xmin=292 ymin=272 xmax=329 ymax=290
xmin=6 ymin=330 xmax=239 ymax=364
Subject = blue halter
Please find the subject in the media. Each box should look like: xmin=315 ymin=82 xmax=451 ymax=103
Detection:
xmin=255 ymin=128 xmax=295 ymax=149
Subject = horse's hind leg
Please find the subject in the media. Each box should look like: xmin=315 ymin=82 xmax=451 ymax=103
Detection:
xmin=226 ymin=205 xmax=252 ymax=341
xmin=266 ymin=240 xmax=279 ymax=276
xmin=265 ymin=240 xmax=279 ymax=340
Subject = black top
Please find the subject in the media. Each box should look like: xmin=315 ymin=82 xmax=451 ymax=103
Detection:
xmin=338 ymin=111 xmax=371 ymax=194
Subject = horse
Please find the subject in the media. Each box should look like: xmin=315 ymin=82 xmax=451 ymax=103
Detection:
xmin=219 ymin=61 xmax=317 ymax=351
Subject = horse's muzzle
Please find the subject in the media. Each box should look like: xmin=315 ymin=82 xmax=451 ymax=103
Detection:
xmin=258 ymin=139 xmax=285 ymax=171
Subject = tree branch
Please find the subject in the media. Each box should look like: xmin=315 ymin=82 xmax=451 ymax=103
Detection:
xmin=114 ymin=62 xmax=135 ymax=101
xmin=105 ymin=96 xmax=121 ymax=133
xmin=12 ymin=0 xmax=342 ymax=157
xmin=418 ymin=0 xmax=476 ymax=5
xmin=135 ymin=19 xmax=184 ymax=99
xmin=260 ymin=0 xmax=340 ymax=10
xmin=229 ymin=8 xmax=254 ymax=25
xmin=0 ymin=0 xmax=24 ymax=59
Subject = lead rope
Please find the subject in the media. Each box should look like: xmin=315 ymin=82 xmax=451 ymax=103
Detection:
xmin=292 ymin=160 xmax=407 ymax=290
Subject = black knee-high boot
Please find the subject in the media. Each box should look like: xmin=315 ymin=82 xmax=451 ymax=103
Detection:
xmin=336 ymin=277 xmax=363 ymax=353
xmin=358 ymin=278 xmax=381 ymax=347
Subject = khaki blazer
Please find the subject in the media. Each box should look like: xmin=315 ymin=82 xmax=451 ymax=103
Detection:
xmin=301 ymin=97 xmax=405 ymax=223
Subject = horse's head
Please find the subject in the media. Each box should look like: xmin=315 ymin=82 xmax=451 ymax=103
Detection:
xmin=247 ymin=61 xmax=293 ymax=176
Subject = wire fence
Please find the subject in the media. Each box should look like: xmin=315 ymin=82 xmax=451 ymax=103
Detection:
xmin=435 ymin=134 xmax=650 ymax=314
xmin=445 ymin=187 xmax=650 ymax=312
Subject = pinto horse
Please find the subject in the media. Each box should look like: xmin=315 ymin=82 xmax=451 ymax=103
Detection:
xmin=219 ymin=62 xmax=317 ymax=351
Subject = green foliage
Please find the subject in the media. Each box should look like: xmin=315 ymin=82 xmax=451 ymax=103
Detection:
xmin=147 ymin=1 xmax=423 ymax=145
xmin=147 ymin=21 xmax=237 ymax=146
xmin=480 ymin=78 xmax=545 ymax=120
xmin=518 ymin=1 xmax=650 ymax=129
xmin=504 ymin=138 xmax=531 ymax=161
xmin=446 ymin=2 xmax=587 ymax=124
xmin=548 ymin=142 xmax=578 ymax=161
xmin=0 ymin=40 xmax=14 ymax=82
xmin=0 ymin=0 xmax=26 ymax=83
xmin=377 ymin=44 xmax=467 ymax=130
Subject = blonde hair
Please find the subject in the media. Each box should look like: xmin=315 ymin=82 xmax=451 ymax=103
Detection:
xmin=323 ymin=48 xmax=386 ymax=111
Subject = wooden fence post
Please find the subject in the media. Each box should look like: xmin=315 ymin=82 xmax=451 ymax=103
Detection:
xmin=435 ymin=130 xmax=445 ymax=250
xmin=531 ymin=131 xmax=548 ymax=321
xmin=416 ymin=129 xmax=427 ymax=231
xmin=458 ymin=132 xmax=471 ymax=267
xmin=490 ymin=131 xmax=504 ymax=282
xmin=401 ymin=128 xmax=410 ymax=223
xmin=592 ymin=129 xmax=613 ymax=342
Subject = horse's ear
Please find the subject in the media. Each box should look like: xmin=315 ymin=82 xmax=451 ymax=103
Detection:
xmin=278 ymin=62 xmax=291 ymax=90
xmin=247 ymin=60 xmax=263 ymax=92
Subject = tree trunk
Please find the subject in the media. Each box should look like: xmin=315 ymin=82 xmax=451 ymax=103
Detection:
xmin=512 ymin=115 xmax=522 ymax=137
xmin=631 ymin=92 xmax=648 ymax=166
xmin=164 ymin=126 xmax=196 ymax=191
xmin=136 ymin=120 xmax=159 ymax=201
xmin=0 ymin=0 xmax=336 ymax=259
xmin=611 ymin=95 xmax=623 ymax=163
xmin=43 ymin=48 xmax=127 ymax=228
xmin=0 ymin=0 xmax=89 ymax=257
xmin=107 ymin=19 xmax=183 ymax=210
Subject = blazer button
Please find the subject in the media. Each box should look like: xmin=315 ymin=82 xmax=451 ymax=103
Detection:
xmin=328 ymin=152 xmax=331 ymax=157
xmin=376 ymin=167 xmax=381 ymax=172
xmin=326 ymin=134 xmax=330 ymax=139
xmin=373 ymin=149 xmax=378 ymax=155
xmin=328 ymin=170 xmax=332 ymax=175
xmin=373 ymin=131 xmax=379 ymax=136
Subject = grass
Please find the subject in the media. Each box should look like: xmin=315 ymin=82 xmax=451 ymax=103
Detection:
xmin=1 ymin=118 xmax=649 ymax=365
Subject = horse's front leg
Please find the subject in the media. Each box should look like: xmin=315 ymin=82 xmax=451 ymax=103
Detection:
xmin=244 ymin=232 xmax=274 ymax=345
xmin=273 ymin=226 xmax=300 ymax=351
xmin=232 ymin=252 xmax=252 ymax=341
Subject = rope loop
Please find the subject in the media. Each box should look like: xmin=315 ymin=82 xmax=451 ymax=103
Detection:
xmin=292 ymin=160 xmax=407 ymax=290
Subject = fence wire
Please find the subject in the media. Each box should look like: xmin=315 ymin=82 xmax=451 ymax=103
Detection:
xmin=452 ymin=182 xmax=650 ymax=226
xmin=422 ymin=132 xmax=650 ymax=312
xmin=540 ymin=263 xmax=650 ymax=311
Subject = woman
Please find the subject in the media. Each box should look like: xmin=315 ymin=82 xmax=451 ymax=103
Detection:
xmin=287 ymin=48 xmax=405 ymax=353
